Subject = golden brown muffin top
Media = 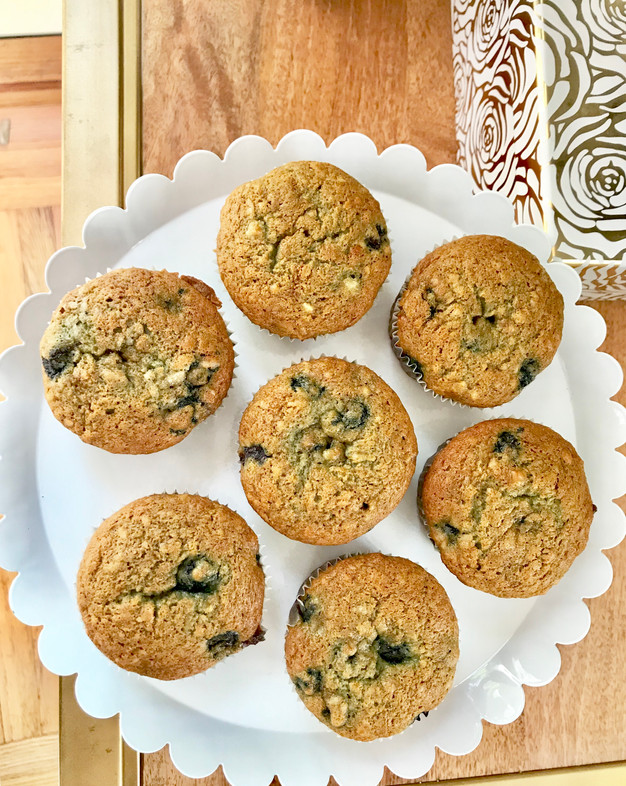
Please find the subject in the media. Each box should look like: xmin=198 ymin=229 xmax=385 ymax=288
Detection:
xmin=77 ymin=494 xmax=265 ymax=680
xmin=40 ymin=268 xmax=234 ymax=453
xmin=239 ymin=357 xmax=417 ymax=545
xmin=395 ymin=235 xmax=563 ymax=407
xmin=421 ymin=418 xmax=594 ymax=597
xmin=217 ymin=161 xmax=391 ymax=339
xmin=285 ymin=553 xmax=459 ymax=740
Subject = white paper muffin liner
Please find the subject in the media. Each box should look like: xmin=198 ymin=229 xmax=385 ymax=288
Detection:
xmin=388 ymin=236 xmax=480 ymax=410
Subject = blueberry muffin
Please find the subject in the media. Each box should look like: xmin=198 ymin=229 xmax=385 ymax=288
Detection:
xmin=420 ymin=419 xmax=594 ymax=597
xmin=40 ymin=268 xmax=235 ymax=453
xmin=392 ymin=235 xmax=564 ymax=407
xmin=285 ymin=553 xmax=459 ymax=741
xmin=77 ymin=494 xmax=265 ymax=680
xmin=217 ymin=161 xmax=391 ymax=339
xmin=239 ymin=357 xmax=417 ymax=545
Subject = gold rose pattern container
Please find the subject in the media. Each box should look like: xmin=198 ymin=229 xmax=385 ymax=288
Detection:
xmin=452 ymin=0 xmax=626 ymax=300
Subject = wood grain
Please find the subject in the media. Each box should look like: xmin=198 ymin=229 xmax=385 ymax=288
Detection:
xmin=140 ymin=1 xmax=626 ymax=784
xmin=0 ymin=43 xmax=62 ymax=209
xmin=142 ymin=0 xmax=457 ymax=174
xmin=0 ymin=33 xmax=61 ymax=786
xmin=0 ymin=567 xmax=58 ymax=745
xmin=0 ymin=734 xmax=58 ymax=786
xmin=0 ymin=36 xmax=62 ymax=88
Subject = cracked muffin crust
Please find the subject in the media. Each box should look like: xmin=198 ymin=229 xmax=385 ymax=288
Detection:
xmin=216 ymin=161 xmax=391 ymax=339
xmin=421 ymin=419 xmax=594 ymax=598
xmin=285 ymin=553 xmax=459 ymax=740
xmin=238 ymin=357 xmax=417 ymax=545
xmin=77 ymin=494 xmax=265 ymax=680
xmin=394 ymin=235 xmax=563 ymax=407
xmin=40 ymin=268 xmax=235 ymax=453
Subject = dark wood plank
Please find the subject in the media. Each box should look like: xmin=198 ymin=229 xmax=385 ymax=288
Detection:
xmin=142 ymin=0 xmax=457 ymax=175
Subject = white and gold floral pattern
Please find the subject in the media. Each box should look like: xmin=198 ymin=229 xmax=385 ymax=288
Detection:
xmin=453 ymin=0 xmax=626 ymax=298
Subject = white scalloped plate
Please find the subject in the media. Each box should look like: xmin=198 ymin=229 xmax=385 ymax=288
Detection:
xmin=1 ymin=131 xmax=625 ymax=785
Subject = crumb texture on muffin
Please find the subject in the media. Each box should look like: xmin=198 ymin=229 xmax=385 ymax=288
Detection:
xmin=40 ymin=268 xmax=234 ymax=453
xmin=217 ymin=161 xmax=391 ymax=339
xmin=285 ymin=553 xmax=459 ymax=740
xmin=421 ymin=418 xmax=594 ymax=597
xmin=239 ymin=357 xmax=417 ymax=545
xmin=77 ymin=494 xmax=265 ymax=680
xmin=395 ymin=235 xmax=563 ymax=407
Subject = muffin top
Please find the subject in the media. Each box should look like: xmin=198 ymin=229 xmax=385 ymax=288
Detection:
xmin=77 ymin=494 xmax=265 ymax=680
xmin=394 ymin=235 xmax=563 ymax=407
xmin=421 ymin=419 xmax=594 ymax=597
xmin=217 ymin=161 xmax=391 ymax=339
xmin=285 ymin=553 xmax=459 ymax=741
xmin=238 ymin=357 xmax=417 ymax=545
xmin=40 ymin=268 xmax=234 ymax=453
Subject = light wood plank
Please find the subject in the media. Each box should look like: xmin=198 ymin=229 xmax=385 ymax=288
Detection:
xmin=0 ymin=568 xmax=58 ymax=745
xmin=141 ymin=756 xmax=227 ymax=786
xmin=0 ymin=30 xmax=61 ymax=786
xmin=0 ymin=211 xmax=26 ymax=350
xmin=17 ymin=205 xmax=61 ymax=294
xmin=0 ymin=147 xmax=62 ymax=181
xmin=0 ymin=103 xmax=62 ymax=148
xmin=0 ymin=87 xmax=62 ymax=109
xmin=0 ymin=734 xmax=59 ymax=786
xmin=0 ymin=177 xmax=62 ymax=210
xmin=0 ymin=37 xmax=62 ymax=87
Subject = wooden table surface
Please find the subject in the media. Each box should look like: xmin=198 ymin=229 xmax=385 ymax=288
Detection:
xmin=1 ymin=2 xmax=625 ymax=784
xmin=140 ymin=2 xmax=626 ymax=783
xmin=0 ymin=34 xmax=61 ymax=786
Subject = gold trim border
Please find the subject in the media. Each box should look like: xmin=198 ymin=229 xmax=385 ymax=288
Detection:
xmin=62 ymin=0 xmax=141 ymax=247
xmin=60 ymin=0 xmax=141 ymax=784
xmin=423 ymin=762 xmax=626 ymax=786
xmin=60 ymin=0 xmax=625 ymax=782
xmin=59 ymin=675 xmax=139 ymax=786
xmin=120 ymin=0 xmax=142 ymax=196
